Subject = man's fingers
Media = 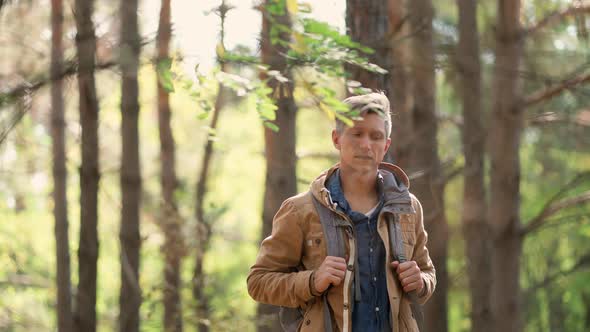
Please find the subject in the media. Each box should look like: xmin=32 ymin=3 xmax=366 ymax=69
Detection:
xmin=401 ymin=273 xmax=421 ymax=286
xmin=326 ymin=256 xmax=347 ymax=264
xmin=399 ymin=265 xmax=420 ymax=280
xmin=327 ymin=267 xmax=346 ymax=279
xmin=330 ymin=275 xmax=343 ymax=286
xmin=403 ymin=280 xmax=423 ymax=293
xmin=324 ymin=257 xmax=347 ymax=272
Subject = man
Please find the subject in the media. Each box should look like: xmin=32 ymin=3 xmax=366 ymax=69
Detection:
xmin=247 ymin=93 xmax=436 ymax=331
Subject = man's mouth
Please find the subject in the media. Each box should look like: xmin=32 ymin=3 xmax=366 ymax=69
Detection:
xmin=355 ymin=156 xmax=373 ymax=160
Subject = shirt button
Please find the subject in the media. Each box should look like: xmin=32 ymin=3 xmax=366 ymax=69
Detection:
xmin=370 ymin=248 xmax=373 ymax=252
xmin=375 ymin=307 xmax=380 ymax=312
xmin=373 ymin=277 xmax=377 ymax=281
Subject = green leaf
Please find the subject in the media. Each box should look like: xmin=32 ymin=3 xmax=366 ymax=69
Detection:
xmin=264 ymin=121 xmax=280 ymax=132
xmin=197 ymin=112 xmax=209 ymax=120
xmin=286 ymin=0 xmax=298 ymax=14
xmin=157 ymin=58 xmax=175 ymax=93
xmin=259 ymin=103 xmax=277 ymax=120
xmin=335 ymin=111 xmax=354 ymax=127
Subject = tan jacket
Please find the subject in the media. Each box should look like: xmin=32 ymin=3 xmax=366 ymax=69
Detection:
xmin=247 ymin=163 xmax=436 ymax=332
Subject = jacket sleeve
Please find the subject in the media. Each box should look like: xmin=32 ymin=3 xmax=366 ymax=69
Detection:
xmin=247 ymin=197 xmax=316 ymax=308
xmin=411 ymin=194 xmax=436 ymax=304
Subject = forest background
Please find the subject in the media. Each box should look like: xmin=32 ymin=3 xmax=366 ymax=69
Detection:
xmin=1 ymin=0 xmax=589 ymax=331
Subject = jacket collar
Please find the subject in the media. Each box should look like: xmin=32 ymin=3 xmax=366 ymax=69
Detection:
xmin=310 ymin=163 xmax=412 ymax=210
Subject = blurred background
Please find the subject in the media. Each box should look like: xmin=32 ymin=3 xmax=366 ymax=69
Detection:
xmin=0 ymin=0 xmax=589 ymax=331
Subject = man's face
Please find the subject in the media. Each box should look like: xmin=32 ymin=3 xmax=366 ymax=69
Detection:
xmin=332 ymin=112 xmax=391 ymax=174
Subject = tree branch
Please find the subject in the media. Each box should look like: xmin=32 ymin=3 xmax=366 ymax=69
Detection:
xmin=522 ymin=177 xmax=590 ymax=236
xmin=525 ymin=5 xmax=590 ymax=36
xmin=0 ymin=59 xmax=117 ymax=108
xmin=523 ymin=72 xmax=590 ymax=108
xmin=524 ymin=252 xmax=590 ymax=297
xmin=527 ymin=110 xmax=590 ymax=127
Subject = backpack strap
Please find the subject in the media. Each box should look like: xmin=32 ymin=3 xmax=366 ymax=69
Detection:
xmin=311 ymin=195 xmax=347 ymax=332
xmin=388 ymin=213 xmax=424 ymax=331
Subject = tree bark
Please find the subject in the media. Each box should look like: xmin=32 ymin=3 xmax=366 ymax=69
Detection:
xmin=407 ymin=1 xmax=449 ymax=331
xmin=119 ymin=0 xmax=142 ymax=331
xmin=385 ymin=0 xmax=413 ymax=168
xmin=488 ymin=0 xmax=524 ymax=331
xmin=346 ymin=0 xmax=391 ymax=92
xmin=51 ymin=0 xmax=73 ymax=330
xmin=192 ymin=78 xmax=225 ymax=332
xmin=156 ymin=1 xmax=183 ymax=331
xmin=456 ymin=1 xmax=492 ymax=331
xmin=256 ymin=1 xmax=298 ymax=331
xmin=73 ymin=0 xmax=100 ymax=330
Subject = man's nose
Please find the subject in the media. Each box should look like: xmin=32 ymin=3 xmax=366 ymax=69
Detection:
xmin=359 ymin=135 xmax=371 ymax=149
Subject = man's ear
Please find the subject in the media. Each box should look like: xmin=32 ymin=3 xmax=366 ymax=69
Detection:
xmin=332 ymin=129 xmax=341 ymax=150
xmin=385 ymin=137 xmax=391 ymax=152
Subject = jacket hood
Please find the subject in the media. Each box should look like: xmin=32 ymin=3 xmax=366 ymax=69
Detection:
xmin=310 ymin=163 xmax=411 ymax=209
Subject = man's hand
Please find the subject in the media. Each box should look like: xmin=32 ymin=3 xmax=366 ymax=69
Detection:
xmin=313 ymin=256 xmax=347 ymax=293
xmin=391 ymin=260 xmax=424 ymax=294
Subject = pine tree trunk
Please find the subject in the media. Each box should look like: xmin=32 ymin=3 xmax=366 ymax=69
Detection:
xmin=257 ymin=1 xmax=297 ymax=331
xmin=119 ymin=0 xmax=142 ymax=331
xmin=346 ymin=0 xmax=391 ymax=92
xmin=407 ymin=1 xmax=449 ymax=331
xmin=385 ymin=0 xmax=413 ymax=167
xmin=51 ymin=0 xmax=73 ymax=330
xmin=73 ymin=0 xmax=100 ymax=330
xmin=192 ymin=85 xmax=223 ymax=332
xmin=456 ymin=1 xmax=492 ymax=331
xmin=156 ymin=1 xmax=183 ymax=331
xmin=192 ymin=78 xmax=226 ymax=332
xmin=489 ymin=1 xmax=524 ymax=331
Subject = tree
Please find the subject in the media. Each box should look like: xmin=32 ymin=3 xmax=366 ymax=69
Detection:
xmin=406 ymin=0 xmax=449 ymax=331
xmin=192 ymin=3 xmax=234 ymax=331
xmin=156 ymin=0 xmax=184 ymax=331
xmin=51 ymin=0 xmax=73 ymax=330
xmin=345 ymin=0 xmax=391 ymax=92
xmin=119 ymin=0 xmax=142 ymax=330
xmin=488 ymin=0 xmax=524 ymax=331
xmin=73 ymin=0 xmax=101 ymax=330
xmin=256 ymin=1 xmax=298 ymax=331
xmin=456 ymin=0 xmax=492 ymax=331
xmin=385 ymin=0 xmax=414 ymax=168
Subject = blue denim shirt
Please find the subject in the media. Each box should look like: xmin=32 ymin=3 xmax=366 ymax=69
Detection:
xmin=326 ymin=170 xmax=391 ymax=332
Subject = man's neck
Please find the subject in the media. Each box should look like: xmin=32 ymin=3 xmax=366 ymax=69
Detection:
xmin=339 ymin=165 xmax=379 ymax=213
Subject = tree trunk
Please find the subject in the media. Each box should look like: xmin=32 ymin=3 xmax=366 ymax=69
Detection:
xmin=257 ymin=1 xmax=298 ymax=331
xmin=385 ymin=0 xmax=413 ymax=168
xmin=191 ymin=5 xmax=233 ymax=331
xmin=119 ymin=0 xmax=142 ymax=331
xmin=456 ymin=1 xmax=492 ymax=331
xmin=407 ymin=1 xmax=448 ymax=331
xmin=156 ymin=1 xmax=183 ymax=331
xmin=73 ymin=0 xmax=100 ymax=330
xmin=346 ymin=0 xmax=391 ymax=92
xmin=51 ymin=0 xmax=73 ymax=330
xmin=488 ymin=0 xmax=524 ymax=331
xmin=192 ymin=79 xmax=225 ymax=332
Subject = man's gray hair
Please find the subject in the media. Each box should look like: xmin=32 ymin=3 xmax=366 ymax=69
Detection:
xmin=336 ymin=92 xmax=392 ymax=138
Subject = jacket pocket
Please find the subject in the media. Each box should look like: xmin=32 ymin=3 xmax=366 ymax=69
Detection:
xmin=304 ymin=232 xmax=326 ymax=268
